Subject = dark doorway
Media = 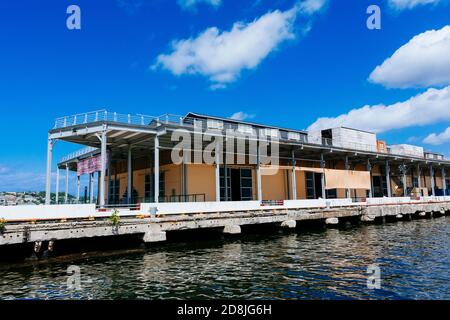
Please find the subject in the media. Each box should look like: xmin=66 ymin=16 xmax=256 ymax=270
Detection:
xmin=220 ymin=167 xmax=253 ymax=201
xmin=306 ymin=172 xmax=323 ymax=199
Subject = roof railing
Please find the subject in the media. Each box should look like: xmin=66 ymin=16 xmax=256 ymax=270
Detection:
xmin=60 ymin=146 xmax=98 ymax=163
xmin=53 ymin=110 xmax=184 ymax=129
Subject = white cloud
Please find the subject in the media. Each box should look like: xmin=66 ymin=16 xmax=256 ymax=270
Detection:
xmin=388 ymin=0 xmax=441 ymax=10
xmin=297 ymin=0 xmax=328 ymax=15
xmin=229 ymin=111 xmax=255 ymax=121
xmin=153 ymin=2 xmax=326 ymax=88
xmin=177 ymin=0 xmax=222 ymax=10
xmin=423 ymin=127 xmax=450 ymax=145
xmin=307 ymin=85 xmax=450 ymax=133
xmin=369 ymin=25 xmax=450 ymax=88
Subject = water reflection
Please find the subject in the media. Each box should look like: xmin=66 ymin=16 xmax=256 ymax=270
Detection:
xmin=1 ymin=217 xmax=449 ymax=299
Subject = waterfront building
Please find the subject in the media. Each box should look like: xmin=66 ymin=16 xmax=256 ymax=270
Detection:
xmin=47 ymin=110 xmax=450 ymax=207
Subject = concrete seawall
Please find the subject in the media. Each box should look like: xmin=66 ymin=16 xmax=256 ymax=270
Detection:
xmin=1 ymin=201 xmax=449 ymax=259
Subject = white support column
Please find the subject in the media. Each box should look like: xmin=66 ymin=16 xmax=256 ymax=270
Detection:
xmin=442 ymin=167 xmax=447 ymax=196
xmin=106 ymin=151 xmax=111 ymax=205
xmin=224 ymin=161 xmax=228 ymax=201
xmin=127 ymin=144 xmax=132 ymax=204
xmin=45 ymin=138 xmax=53 ymax=205
xmin=291 ymin=150 xmax=297 ymax=200
xmin=89 ymin=173 xmax=94 ymax=204
xmin=367 ymin=159 xmax=373 ymax=198
xmin=345 ymin=156 xmax=350 ymax=198
xmin=154 ymin=135 xmax=159 ymax=203
xmin=76 ymin=175 xmax=81 ymax=203
xmin=215 ymin=141 xmax=221 ymax=202
xmin=256 ymin=141 xmax=262 ymax=201
xmin=430 ymin=165 xmax=435 ymax=196
xmin=183 ymin=162 xmax=188 ymax=198
xmin=320 ymin=153 xmax=326 ymax=199
xmin=64 ymin=164 xmax=69 ymax=204
xmin=55 ymin=168 xmax=60 ymax=204
xmin=99 ymin=129 xmax=107 ymax=207
xmin=386 ymin=160 xmax=392 ymax=197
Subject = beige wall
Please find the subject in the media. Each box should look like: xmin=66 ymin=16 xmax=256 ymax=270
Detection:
xmin=104 ymin=158 xmax=445 ymax=203
xmin=187 ymin=164 xmax=216 ymax=201
xmin=261 ymin=169 xmax=289 ymax=200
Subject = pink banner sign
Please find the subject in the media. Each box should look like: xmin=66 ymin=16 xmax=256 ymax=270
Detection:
xmin=77 ymin=155 xmax=108 ymax=176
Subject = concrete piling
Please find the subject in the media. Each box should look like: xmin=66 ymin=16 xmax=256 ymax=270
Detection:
xmin=280 ymin=220 xmax=296 ymax=229
xmin=223 ymin=225 xmax=241 ymax=235
xmin=143 ymin=231 xmax=167 ymax=243
xmin=325 ymin=218 xmax=339 ymax=225
xmin=33 ymin=241 xmax=42 ymax=253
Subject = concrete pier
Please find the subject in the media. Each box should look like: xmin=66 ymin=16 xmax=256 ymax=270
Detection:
xmin=1 ymin=200 xmax=449 ymax=258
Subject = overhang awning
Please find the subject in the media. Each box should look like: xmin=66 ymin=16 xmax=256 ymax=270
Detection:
xmin=324 ymin=169 xmax=371 ymax=190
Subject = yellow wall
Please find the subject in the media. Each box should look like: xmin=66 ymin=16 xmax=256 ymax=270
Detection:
xmin=187 ymin=164 xmax=216 ymax=201
xmin=262 ymin=169 xmax=289 ymax=200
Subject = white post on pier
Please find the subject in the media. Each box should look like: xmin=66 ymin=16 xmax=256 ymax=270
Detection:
xmin=45 ymin=137 xmax=54 ymax=205
xmin=291 ymin=150 xmax=297 ymax=200
xmin=256 ymin=141 xmax=262 ymax=201
xmin=320 ymin=153 xmax=326 ymax=199
xmin=64 ymin=164 xmax=69 ymax=204
xmin=154 ymin=135 xmax=159 ymax=203
xmin=430 ymin=164 xmax=435 ymax=196
xmin=127 ymin=144 xmax=133 ymax=204
xmin=442 ymin=167 xmax=447 ymax=196
xmin=99 ymin=129 xmax=107 ymax=207
xmin=215 ymin=143 xmax=221 ymax=203
xmin=386 ymin=160 xmax=392 ymax=197
xmin=55 ymin=168 xmax=60 ymax=204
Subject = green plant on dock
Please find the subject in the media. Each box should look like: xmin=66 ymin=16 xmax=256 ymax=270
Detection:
xmin=109 ymin=209 xmax=120 ymax=227
xmin=0 ymin=218 xmax=6 ymax=233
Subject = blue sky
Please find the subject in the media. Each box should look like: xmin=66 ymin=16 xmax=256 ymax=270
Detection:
xmin=0 ymin=0 xmax=449 ymax=192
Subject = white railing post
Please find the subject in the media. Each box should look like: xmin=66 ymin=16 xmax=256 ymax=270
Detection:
xmin=45 ymin=138 xmax=53 ymax=205
xmin=99 ymin=128 xmax=107 ymax=207
xmin=65 ymin=164 xmax=69 ymax=204
xmin=127 ymin=144 xmax=133 ymax=204
xmin=154 ymin=135 xmax=159 ymax=203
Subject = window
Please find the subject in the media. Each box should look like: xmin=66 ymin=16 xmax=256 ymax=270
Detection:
xmin=144 ymin=172 xmax=165 ymax=202
xmin=207 ymin=119 xmax=224 ymax=130
xmin=220 ymin=168 xmax=232 ymax=201
xmin=108 ymin=179 xmax=120 ymax=204
xmin=413 ymin=177 xmax=419 ymax=188
xmin=240 ymin=169 xmax=253 ymax=201
xmin=193 ymin=119 xmax=204 ymax=130
xmin=305 ymin=172 xmax=315 ymax=199
xmin=287 ymin=132 xmax=301 ymax=141
xmin=261 ymin=128 xmax=279 ymax=138
xmin=238 ymin=124 xmax=253 ymax=135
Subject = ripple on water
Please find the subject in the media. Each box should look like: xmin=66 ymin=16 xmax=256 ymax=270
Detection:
xmin=0 ymin=217 xmax=449 ymax=299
